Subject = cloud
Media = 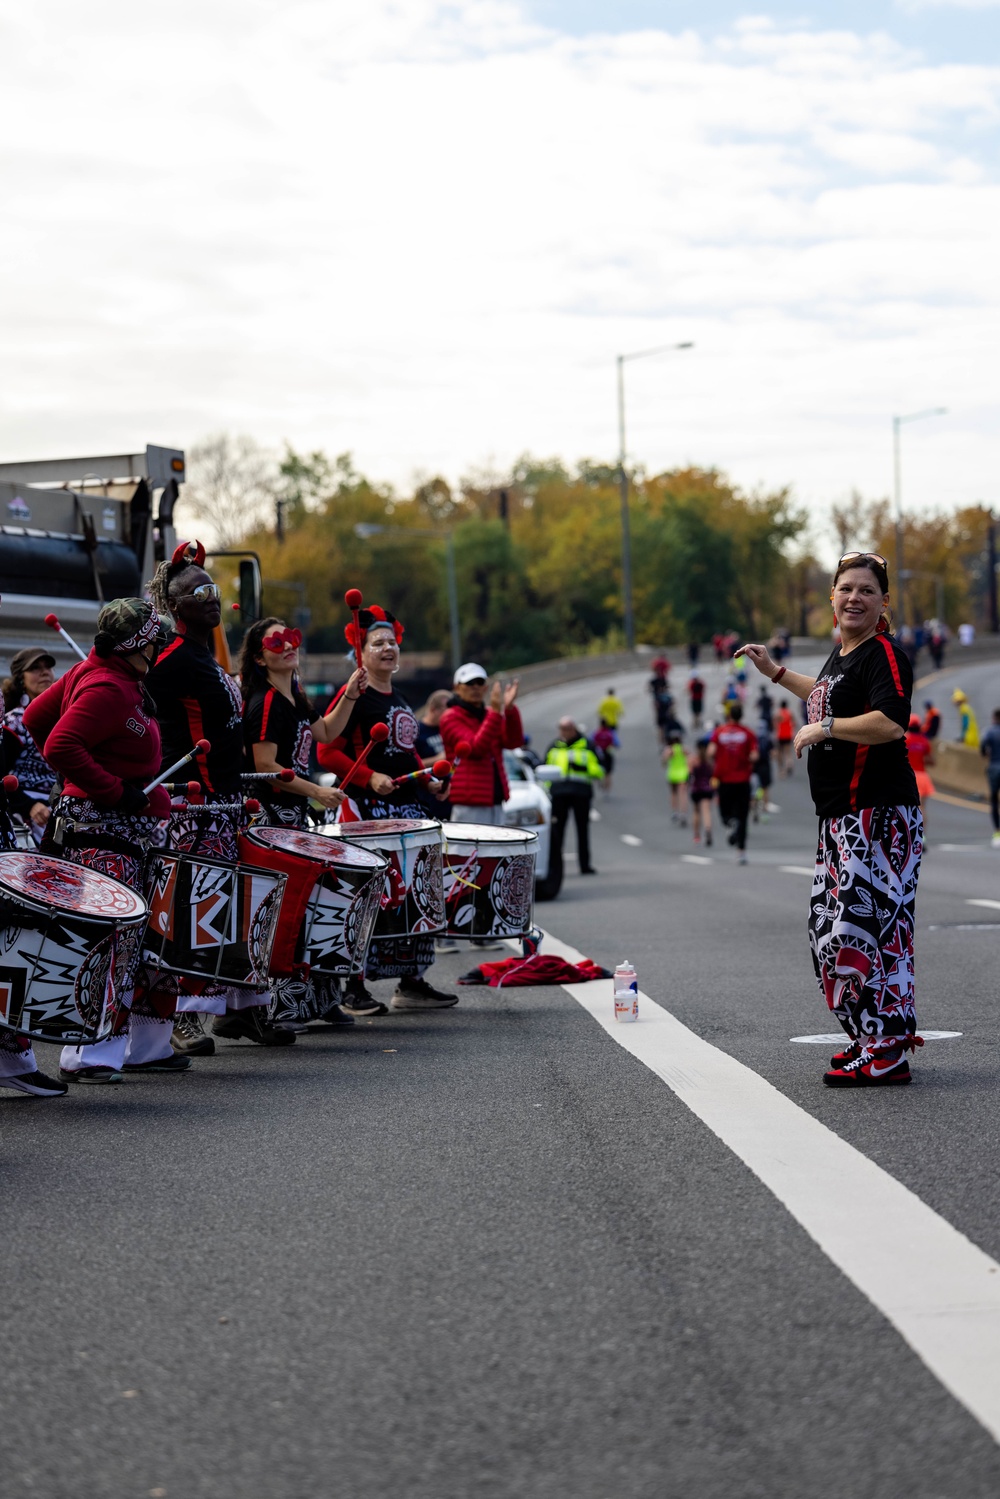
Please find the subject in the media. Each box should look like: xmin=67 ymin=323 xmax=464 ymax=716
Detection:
xmin=1 ymin=0 xmax=998 ymax=527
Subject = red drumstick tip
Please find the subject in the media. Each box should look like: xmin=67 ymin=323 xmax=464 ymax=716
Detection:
xmin=245 ymin=797 xmax=261 ymax=813
xmin=433 ymin=759 xmax=451 ymax=777
xmin=195 ymin=738 xmax=211 ymax=753
xmin=187 ymin=780 xmax=201 ymax=796
xmin=370 ymin=722 xmax=390 ymax=743
xmin=279 ymin=768 xmax=295 ymax=782
xmin=231 ymin=602 xmax=240 ymax=611
xmin=2 ymin=774 xmax=18 ymax=792
xmin=44 ymin=613 xmax=60 ymax=629
xmin=344 ymin=588 xmax=363 ymax=610
xmin=455 ymin=739 xmax=471 ymax=756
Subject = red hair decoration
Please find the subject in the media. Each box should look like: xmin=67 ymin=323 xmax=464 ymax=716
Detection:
xmin=170 ymin=539 xmax=207 ymax=569
xmin=344 ymin=604 xmax=404 ymax=650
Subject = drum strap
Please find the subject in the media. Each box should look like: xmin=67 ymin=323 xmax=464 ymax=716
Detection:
xmin=52 ymin=820 xmax=147 ymax=859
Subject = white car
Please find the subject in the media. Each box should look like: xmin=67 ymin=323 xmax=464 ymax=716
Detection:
xmin=502 ymin=749 xmax=560 ymax=900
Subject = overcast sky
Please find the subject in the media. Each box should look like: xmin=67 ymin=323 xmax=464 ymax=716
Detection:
xmin=2 ymin=0 xmax=998 ymax=534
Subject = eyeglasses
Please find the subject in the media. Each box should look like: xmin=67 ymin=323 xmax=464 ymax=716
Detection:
xmin=837 ymin=552 xmax=888 ymax=572
xmin=188 ymin=583 xmax=222 ymax=601
xmin=262 ymin=627 xmax=302 ymax=653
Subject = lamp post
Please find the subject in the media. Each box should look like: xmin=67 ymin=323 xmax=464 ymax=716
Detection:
xmin=892 ymin=406 xmax=946 ymax=625
xmin=617 ymin=341 xmax=694 ymax=651
xmin=354 ymin=524 xmax=461 ymax=672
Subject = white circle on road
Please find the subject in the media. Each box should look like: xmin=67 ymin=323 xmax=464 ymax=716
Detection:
xmin=790 ymin=1031 xmax=962 ymax=1044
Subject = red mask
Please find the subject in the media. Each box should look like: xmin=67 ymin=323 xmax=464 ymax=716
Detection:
xmin=261 ymin=627 xmax=302 ymax=654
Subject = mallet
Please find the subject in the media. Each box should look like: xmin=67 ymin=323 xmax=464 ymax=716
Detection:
xmin=143 ymin=738 xmax=211 ymax=796
xmin=345 ymin=588 xmax=364 ymax=668
xmin=338 ymin=720 xmax=389 ymax=787
xmin=241 ymin=769 xmax=296 ymax=782
xmin=392 ymin=758 xmax=451 ymax=788
xmin=2 ymin=775 xmax=18 ymax=794
xmin=44 ymin=613 xmax=86 ymax=661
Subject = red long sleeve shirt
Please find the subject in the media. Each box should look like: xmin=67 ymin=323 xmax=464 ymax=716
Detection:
xmin=24 ymin=650 xmax=170 ymax=815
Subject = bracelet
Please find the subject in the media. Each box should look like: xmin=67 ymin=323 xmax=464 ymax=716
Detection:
xmin=772 ymin=666 xmax=787 ymax=684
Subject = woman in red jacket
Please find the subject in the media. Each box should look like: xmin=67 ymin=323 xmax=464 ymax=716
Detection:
xmin=439 ymin=663 xmax=523 ymax=824
xmin=24 ymin=598 xmax=179 ymax=1084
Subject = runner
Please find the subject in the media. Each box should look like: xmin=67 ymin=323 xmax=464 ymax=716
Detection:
xmin=707 ymin=704 xmax=757 ymax=865
xmin=688 ymin=738 xmax=715 ymax=847
xmin=593 ymin=720 xmax=617 ymax=794
xmin=775 ymin=701 xmax=795 ymax=777
xmin=662 ymin=734 xmax=689 ymax=825
xmin=596 ymin=686 xmax=624 ymax=730
xmin=739 ymin=550 xmax=923 ymax=1087
xmin=921 ymin=700 xmax=941 ymax=740
xmin=905 ymin=715 xmax=935 ymax=816
xmin=687 ymin=672 xmax=705 ymax=730
xmin=981 ymin=708 xmax=1000 ymax=849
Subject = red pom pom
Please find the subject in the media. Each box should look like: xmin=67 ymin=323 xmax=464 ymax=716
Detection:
xmin=345 ymin=588 xmax=363 ymax=610
xmin=44 ymin=613 xmax=60 ymax=629
xmin=433 ymin=759 xmax=451 ymax=777
xmin=187 ymin=780 xmax=200 ymax=796
xmin=2 ymin=774 xmax=18 ymax=792
xmin=195 ymin=738 xmax=211 ymax=753
xmin=231 ymin=602 xmax=240 ymax=611
xmin=455 ymin=739 xmax=471 ymax=756
xmin=279 ymin=768 xmax=295 ymax=782
xmin=245 ymin=797 xmax=261 ymax=813
xmin=369 ymin=722 xmax=390 ymax=743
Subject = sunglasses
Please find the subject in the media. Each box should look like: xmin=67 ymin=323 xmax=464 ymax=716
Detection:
xmin=188 ymin=583 xmax=222 ymax=601
xmin=262 ymin=627 xmax=302 ymax=653
xmin=838 ymin=552 xmax=888 ymax=572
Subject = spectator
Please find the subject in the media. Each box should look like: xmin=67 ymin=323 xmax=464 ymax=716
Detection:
xmin=544 ymin=717 xmax=604 ymax=879
xmin=1 ymin=647 xmax=59 ymax=844
xmin=952 ymin=689 xmax=980 ymax=749
xmin=440 ymin=663 xmax=523 ymax=825
xmin=981 ymin=709 xmax=1000 ymax=849
xmin=921 ymin=700 xmax=941 ymax=740
xmin=415 ymin=688 xmax=452 ymax=821
xmin=593 ymin=720 xmax=617 ymax=793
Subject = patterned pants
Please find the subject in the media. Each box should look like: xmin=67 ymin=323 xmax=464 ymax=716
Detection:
xmin=0 ymin=807 xmax=39 ymax=1075
xmin=808 ymin=805 xmax=923 ymax=1041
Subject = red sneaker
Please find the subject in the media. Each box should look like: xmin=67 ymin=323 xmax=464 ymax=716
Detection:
xmin=823 ymin=1041 xmax=912 ymax=1087
xmin=830 ymin=1040 xmax=862 ymax=1068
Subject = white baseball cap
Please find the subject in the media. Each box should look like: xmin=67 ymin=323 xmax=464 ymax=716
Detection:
xmin=454 ymin=662 xmax=488 ymax=685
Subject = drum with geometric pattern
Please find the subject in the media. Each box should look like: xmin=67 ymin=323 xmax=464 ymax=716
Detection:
xmin=441 ymin=823 xmax=538 ymax=939
xmin=322 ymin=818 xmax=446 ymax=939
xmin=143 ymin=851 xmax=286 ymax=988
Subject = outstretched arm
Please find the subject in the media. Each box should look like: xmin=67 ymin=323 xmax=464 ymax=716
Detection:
xmin=736 ymin=643 xmax=816 ymax=703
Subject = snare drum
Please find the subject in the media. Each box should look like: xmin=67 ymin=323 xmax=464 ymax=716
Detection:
xmin=323 ymin=819 xmax=445 ymax=940
xmin=143 ymin=851 xmax=286 ymax=989
xmin=238 ymin=826 xmax=386 ymax=977
xmin=442 ymin=823 xmax=538 ymax=940
xmin=0 ymin=851 xmax=149 ymax=1044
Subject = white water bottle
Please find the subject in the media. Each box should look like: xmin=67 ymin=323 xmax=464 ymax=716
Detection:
xmin=613 ymin=959 xmax=638 ymax=1023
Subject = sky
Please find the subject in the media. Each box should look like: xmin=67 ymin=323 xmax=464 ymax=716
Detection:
xmin=2 ymin=0 xmax=999 ymax=540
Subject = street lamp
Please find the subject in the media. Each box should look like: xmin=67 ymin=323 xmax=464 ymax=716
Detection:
xmin=892 ymin=406 xmax=946 ymax=625
xmin=617 ymin=341 xmax=694 ymax=651
xmin=354 ymin=523 xmax=462 ymax=672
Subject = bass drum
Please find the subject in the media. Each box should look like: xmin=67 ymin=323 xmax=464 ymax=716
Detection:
xmin=322 ymin=819 xmax=445 ymax=940
xmin=0 ymin=851 xmax=149 ymax=1044
xmin=441 ymin=823 xmax=538 ymax=940
xmin=238 ymin=826 xmax=386 ymax=977
xmin=143 ymin=851 xmax=286 ymax=989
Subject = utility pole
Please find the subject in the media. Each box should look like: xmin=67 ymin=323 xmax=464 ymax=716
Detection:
xmin=988 ymin=509 xmax=999 ymax=636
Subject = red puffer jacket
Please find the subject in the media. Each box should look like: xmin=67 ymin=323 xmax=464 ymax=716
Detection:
xmin=440 ymin=697 xmax=523 ymax=807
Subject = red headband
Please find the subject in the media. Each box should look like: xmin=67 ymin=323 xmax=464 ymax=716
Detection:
xmin=344 ymin=604 xmax=404 ymax=649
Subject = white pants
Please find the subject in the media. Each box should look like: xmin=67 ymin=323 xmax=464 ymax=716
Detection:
xmin=60 ymin=1013 xmax=174 ymax=1073
xmin=175 ymin=985 xmax=268 ymax=1015
xmin=450 ymin=804 xmax=505 ymax=826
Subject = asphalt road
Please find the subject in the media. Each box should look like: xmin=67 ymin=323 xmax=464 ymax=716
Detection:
xmin=3 ymin=650 xmax=1000 ymax=1499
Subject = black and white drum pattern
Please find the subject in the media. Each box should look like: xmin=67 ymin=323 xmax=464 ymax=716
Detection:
xmin=325 ymin=819 xmax=446 ymax=940
xmin=144 ymin=851 xmax=285 ymax=989
xmin=441 ymin=824 xmax=538 ymax=940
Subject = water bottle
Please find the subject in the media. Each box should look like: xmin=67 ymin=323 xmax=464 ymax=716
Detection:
xmin=613 ymin=959 xmax=638 ymax=1023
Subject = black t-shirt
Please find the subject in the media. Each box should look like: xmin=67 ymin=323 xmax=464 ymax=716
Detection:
xmin=331 ymin=685 xmax=425 ymax=816
xmin=243 ymin=685 xmax=320 ymax=818
xmin=147 ymin=633 xmax=245 ymax=795
xmin=806 ymin=635 xmax=919 ymax=819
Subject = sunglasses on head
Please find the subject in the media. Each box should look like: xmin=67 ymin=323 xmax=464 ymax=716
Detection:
xmin=838 ymin=552 xmax=888 ymax=572
xmin=262 ymin=627 xmax=302 ymax=653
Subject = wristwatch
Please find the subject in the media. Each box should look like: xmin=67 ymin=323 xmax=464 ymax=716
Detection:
xmin=821 ymin=714 xmax=835 ymax=740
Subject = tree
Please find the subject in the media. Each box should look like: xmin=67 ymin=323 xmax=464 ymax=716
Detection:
xmin=180 ymin=434 xmax=277 ymax=549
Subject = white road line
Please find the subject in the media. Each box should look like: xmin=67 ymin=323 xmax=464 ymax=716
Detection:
xmin=779 ymin=865 xmax=814 ymax=876
xmin=680 ymin=854 xmax=713 ymax=866
xmin=968 ymin=899 xmax=1000 ymax=911
xmin=538 ymin=924 xmax=1000 ymax=1447
xmin=621 ymin=834 xmax=643 ymax=847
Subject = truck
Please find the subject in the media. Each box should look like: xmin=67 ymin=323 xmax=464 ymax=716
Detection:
xmin=0 ymin=447 xmax=260 ymax=670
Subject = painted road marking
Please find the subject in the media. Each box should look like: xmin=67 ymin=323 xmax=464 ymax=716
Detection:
xmin=938 ymin=844 xmax=986 ymax=853
xmin=621 ymin=834 xmax=643 ymax=847
xmin=928 ymin=923 xmax=1000 ymax=931
xmin=968 ymin=899 xmax=1000 ymax=911
xmin=780 ymin=865 xmax=814 ymax=876
xmin=538 ymin=924 xmax=1000 ymax=1448
xmin=680 ymin=854 xmax=713 ymax=866
xmin=790 ymin=1031 xmax=963 ymax=1045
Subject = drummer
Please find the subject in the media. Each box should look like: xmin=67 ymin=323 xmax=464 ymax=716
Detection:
xmin=23 ymin=598 xmax=181 ymax=1084
xmin=1 ymin=646 xmax=59 ymax=846
xmin=146 ymin=542 xmax=293 ymax=1052
xmin=316 ymin=605 xmax=458 ymax=1017
xmin=237 ymin=616 xmax=366 ymax=1028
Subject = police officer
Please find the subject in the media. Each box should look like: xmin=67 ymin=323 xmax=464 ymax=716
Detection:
xmin=544 ymin=717 xmax=604 ymax=880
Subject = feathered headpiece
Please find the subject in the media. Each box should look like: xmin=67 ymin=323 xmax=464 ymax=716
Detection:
xmin=345 ymin=605 xmax=404 ymax=650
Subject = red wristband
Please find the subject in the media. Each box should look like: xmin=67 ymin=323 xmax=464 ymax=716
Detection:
xmin=772 ymin=666 xmax=787 ymax=684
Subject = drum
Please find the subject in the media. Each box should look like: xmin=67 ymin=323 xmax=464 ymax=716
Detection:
xmin=0 ymin=851 xmax=149 ymax=1044
xmin=441 ymin=823 xmax=538 ymax=940
xmin=238 ymin=826 xmax=386 ymax=977
xmin=323 ymin=819 xmax=445 ymax=940
xmin=143 ymin=851 xmax=286 ymax=989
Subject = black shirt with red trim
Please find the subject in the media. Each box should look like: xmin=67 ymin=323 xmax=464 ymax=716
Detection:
xmin=315 ymin=684 xmax=424 ymax=816
xmin=805 ymin=635 xmax=919 ymax=819
xmin=146 ymin=632 xmax=245 ymax=795
xmin=243 ymin=684 xmax=320 ymax=817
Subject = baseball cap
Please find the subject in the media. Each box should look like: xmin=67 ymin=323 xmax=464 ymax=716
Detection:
xmin=454 ymin=662 xmax=488 ymax=685
xmin=9 ymin=647 xmax=56 ymax=676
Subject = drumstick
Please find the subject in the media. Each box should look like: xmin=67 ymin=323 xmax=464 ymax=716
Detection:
xmin=2 ymin=775 xmax=18 ymax=793
xmin=143 ymin=738 xmax=210 ymax=795
xmin=240 ymin=769 xmax=296 ymax=782
xmin=345 ymin=588 xmax=364 ymax=669
xmin=44 ymin=613 xmax=87 ymax=661
xmin=392 ymin=759 xmax=451 ymax=788
xmin=339 ymin=720 xmax=389 ymax=787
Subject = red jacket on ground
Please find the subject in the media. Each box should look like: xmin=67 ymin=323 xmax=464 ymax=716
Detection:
xmin=440 ymin=697 xmax=523 ymax=806
xmin=24 ymin=650 xmax=170 ymax=814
